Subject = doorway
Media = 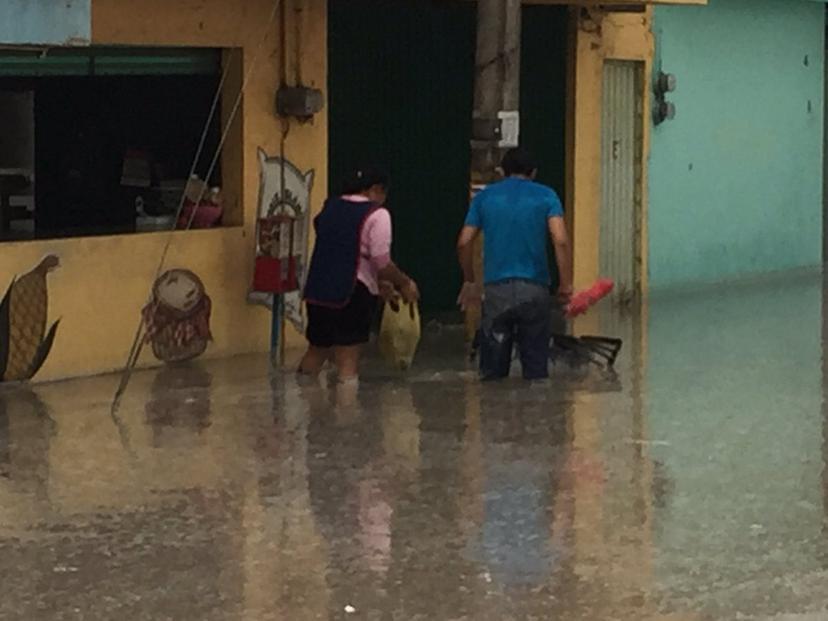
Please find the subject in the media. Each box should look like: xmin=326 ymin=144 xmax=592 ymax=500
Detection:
xmin=328 ymin=0 xmax=475 ymax=315
xmin=600 ymin=60 xmax=644 ymax=304
xmin=521 ymin=4 xmax=570 ymax=292
xmin=328 ymin=0 xmax=570 ymax=313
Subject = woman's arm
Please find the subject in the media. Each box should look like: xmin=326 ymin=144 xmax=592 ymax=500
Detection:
xmin=368 ymin=210 xmax=419 ymax=303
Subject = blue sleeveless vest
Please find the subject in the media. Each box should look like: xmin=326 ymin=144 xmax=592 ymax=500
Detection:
xmin=303 ymin=197 xmax=379 ymax=308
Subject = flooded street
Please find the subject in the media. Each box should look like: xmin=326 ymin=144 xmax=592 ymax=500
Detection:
xmin=1 ymin=270 xmax=827 ymax=620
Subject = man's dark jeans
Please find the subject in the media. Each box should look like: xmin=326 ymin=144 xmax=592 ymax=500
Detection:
xmin=479 ymin=280 xmax=552 ymax=381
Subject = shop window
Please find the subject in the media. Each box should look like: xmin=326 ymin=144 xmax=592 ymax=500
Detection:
xmin=0 ymin=47 xmax=241 ymax=242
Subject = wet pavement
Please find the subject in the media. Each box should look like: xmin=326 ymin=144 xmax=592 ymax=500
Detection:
xmin=1 ymin=269 xmax=828 ymax=620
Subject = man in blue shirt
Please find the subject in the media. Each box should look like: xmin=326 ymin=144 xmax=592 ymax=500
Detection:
xmin=457 ymin=148 xmax=572 ymax=380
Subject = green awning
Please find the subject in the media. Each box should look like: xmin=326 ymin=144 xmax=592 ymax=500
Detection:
xmin=0 ymin=47 xmax=221 ymax=77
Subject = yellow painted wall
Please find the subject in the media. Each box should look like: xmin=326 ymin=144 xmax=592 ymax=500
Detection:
xmin=571 ymin=8 xmax=653 ymax=292
xmin=0 ymin=0 xmax=327 ymax=382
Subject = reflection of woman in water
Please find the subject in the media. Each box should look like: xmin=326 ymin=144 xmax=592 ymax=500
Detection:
xmin=383 ymin=381 xmax=485 ymax=618
xmin=306 ymin=388 xmax=390 ymax=618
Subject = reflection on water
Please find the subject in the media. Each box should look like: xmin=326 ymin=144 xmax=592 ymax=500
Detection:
xmin=0 ymin=386 xmax=54 ymax=509
xmin=647 ymin=272 xmax=827 ymax=619
xmin=145 ymin=363 xmax=213 ymax=447
xmin=0 ymin=270 xmax=827 ymax=619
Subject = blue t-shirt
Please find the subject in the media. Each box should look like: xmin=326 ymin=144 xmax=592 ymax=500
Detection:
xmin=465 ymin=177 xmax=563 ymax=285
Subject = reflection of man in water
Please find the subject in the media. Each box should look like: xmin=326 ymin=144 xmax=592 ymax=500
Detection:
xmin=473 ymin=397 xmax=570 ymax=590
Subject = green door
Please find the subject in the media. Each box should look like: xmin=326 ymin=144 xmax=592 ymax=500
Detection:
xmin=521 ymin=4 xmax=569 ymax=290
xmin=328 ymin=0 xmax=476 ymax=314
xmin=328 ymin=1 xmax=568 ymax=310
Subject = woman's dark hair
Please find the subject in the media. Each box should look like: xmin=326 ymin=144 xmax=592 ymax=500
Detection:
xmin=340 ymin=167 xmax=389 ymax=195
xmin=501 ymin=148 xmax=537 ymax=177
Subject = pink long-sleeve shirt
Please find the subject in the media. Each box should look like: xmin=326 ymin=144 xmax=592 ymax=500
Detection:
xmin=342 ymin=195 xmax=392 ymax=295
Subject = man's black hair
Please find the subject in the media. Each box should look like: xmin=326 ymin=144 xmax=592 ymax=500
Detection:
xmin=501 ymin=148 xmax=537 ymax=177
xmin=340 ymin=167 xmax=389 ymax=195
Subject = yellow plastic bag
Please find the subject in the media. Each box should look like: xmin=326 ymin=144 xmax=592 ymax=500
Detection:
xmin=379 ymin=300 xmax=421 ymax=371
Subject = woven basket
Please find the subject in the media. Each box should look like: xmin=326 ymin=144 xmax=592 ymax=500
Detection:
xmin=150 ymin=323 xmax=209 ymax=363
xmin=145 ymin=269 xmax=211 ymax=363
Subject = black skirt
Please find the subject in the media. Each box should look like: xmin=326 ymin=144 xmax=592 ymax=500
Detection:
xmin=306 ymin=282 xmax=378 ymax=347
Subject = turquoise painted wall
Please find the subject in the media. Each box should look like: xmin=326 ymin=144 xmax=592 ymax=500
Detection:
xmin=649 ymin=0 xmax=824 ymax=289
xmin=0 ymin=0 xmax=90 ymax=46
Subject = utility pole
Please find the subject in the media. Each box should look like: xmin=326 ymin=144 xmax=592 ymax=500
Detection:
xmin=470 ymin=0 xmax=521 ymax=184
xmin=466 ymin=0 xmax=522 ymax=339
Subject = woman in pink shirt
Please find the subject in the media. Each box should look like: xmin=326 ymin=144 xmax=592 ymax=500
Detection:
xmin=300 ymin=168 xmax=419 ymax=382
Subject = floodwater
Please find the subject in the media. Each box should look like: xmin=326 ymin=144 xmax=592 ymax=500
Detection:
xmin=1 ymin=270 xmax=828 ymax=621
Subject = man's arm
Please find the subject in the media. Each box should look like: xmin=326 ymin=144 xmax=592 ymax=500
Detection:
xmin=548 ymin=216 xmax=573 ymax=301
xmin=456 ymin=225 xmax=482 ymax=310
xmin=457 ymin=225 xmax=481 ymax=284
